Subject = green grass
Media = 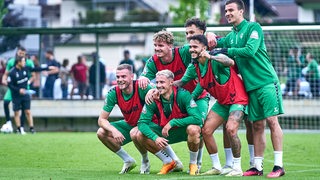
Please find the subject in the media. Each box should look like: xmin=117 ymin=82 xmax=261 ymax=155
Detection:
xmin=0 ymin=132 xmax=319 ymax=179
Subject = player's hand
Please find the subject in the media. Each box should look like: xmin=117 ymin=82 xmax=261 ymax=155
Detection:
xmin=206 ymin=32 xmax=217 ymax=50
xmin=162 ymin=123 xmax=172 ymax=137
xmin=145 ymin=89 xmax=159 ymax=105
xmin=111 ymin=129 xmax=125 ymax=144
xmin=155 ymin=137 xmax=168 ymax=149
xmin=19 ymin=88 xmax=26 ymax=95
xmin=199 ymin=50 xmax=211 ymax=59
xmin=2 ymin=79 xmax=7 ymax=86
xmin=138 ymin=76 xmax=150 ymax=89
xmin=48 ymin=66 xmax=58 ymax=71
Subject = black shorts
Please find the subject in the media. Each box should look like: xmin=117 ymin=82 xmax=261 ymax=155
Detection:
xmin=12 ymin=95 xmax=31 ymax=111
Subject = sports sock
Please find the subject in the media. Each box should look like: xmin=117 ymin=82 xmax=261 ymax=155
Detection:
xmin=254 ymin=157 xmax=264 ymax=171
xmin=209 ymin=153 xmax=222 ymax=170
xmin=164 ymin=145 xmax=179 ymax=161
xmin=274 ymin=151 xmax=283 ymax=167
xmin=116 ymin=147 xmax=134 ymax=163
xmin=4 ymin=100 xmax=11 ymax=122
xmin=155 ymin=150 xmax=172 ymax=164
xmin=197 ymin=146 xmax=204 ymax=165
xmin=189 ymin=150 xmax=198 ymax=164
xmin=224 ymin=148 xmax=233 ymax=167
xmin=233 ymin=157 xmax=242 ymax=170
xmin=248 ymin=144 xmax=254 ymax=167
xmin=141 ymin=153 xmax=149 ymax=163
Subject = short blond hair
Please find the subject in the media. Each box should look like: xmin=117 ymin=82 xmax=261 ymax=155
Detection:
xmin=153 ymin=30 xmax=174 ymax=45
xmin=156 ymin=69 xmax=174 ymax=80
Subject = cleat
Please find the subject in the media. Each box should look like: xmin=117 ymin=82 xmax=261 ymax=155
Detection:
xmin=172 ymin=160 xmax=183 ymax=172
xmin=189 ymin=163 xmax=199 ymax=175
xmin=220 ymin=165 xmax=233 ymax=175
xmin=157 ymin=160 xmax=176 ymax=175
xmin=201 ymin=167 xmax=221 ymax=175
xmin=140 ymin=161 xmax=151 ymax=174
xmin=119 ymin=161 xmax=137 ymax=174
xmin=267 ymin=166 xmax=285 ymax=178
xmin=243 ymin=167 xmax=263 ymax=176
xmin=225 ymin=168 xmax=243 ymax=176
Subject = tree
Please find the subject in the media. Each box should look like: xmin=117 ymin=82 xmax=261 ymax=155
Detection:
xmin=0 ymin=0 xmax=8 ymax=27
xmin=0 ymin=6 xmax=26 ymax=53
xmin=169 ymin=0 xmax=209 ymax=24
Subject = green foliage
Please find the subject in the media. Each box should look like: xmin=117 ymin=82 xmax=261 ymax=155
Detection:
xmin=79 ymin=10 xmax=115 ymax=24
xmin=0 ymin=7 xmax=26 ymax=53
xmin=169 ymin=0 xmax=209 ymax=25
xmin=0 ymin=132 xmax=320 ymax=179
xmin=0 ymin=0 xmax=8 ymax=27
xmin=122 ymin=9 xmax=160 ymax=22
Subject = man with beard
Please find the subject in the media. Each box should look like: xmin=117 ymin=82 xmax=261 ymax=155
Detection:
xmin=212 ymin=0 xmax=285 ymax=178
xmin=138 ymin=30 xmax=210 ymax=173
xmin=178 ymin=34 xmax=248 ymax=176
xmin=1 ymin=46 xmax=35 ymax=134
xmin=96 ymin=64 xmax=181 ymax=174
xmin=136 ymin=69 xmax=202 ymax=175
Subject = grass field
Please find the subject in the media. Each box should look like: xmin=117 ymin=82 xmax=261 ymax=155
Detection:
xmin=0 ymin=131 xmax=319 ymax=180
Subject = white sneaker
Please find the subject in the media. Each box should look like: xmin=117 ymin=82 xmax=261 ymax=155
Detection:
xmin=140 ymin=161 xmax=150 ymax=174
xmin=220 ymin=165 xmax=233 ymax=175
xmin=225 ymin=168 xmax=243 ymax=176
xmin=172 ymin=160 xmax=183 ymax=172
xmin=20 ymin=127 xmax=27 ymax=135
xmin=119 ymin=161 xmax=136 ymax=174
xmin=0 ymin=122 xmax=13 ymax=133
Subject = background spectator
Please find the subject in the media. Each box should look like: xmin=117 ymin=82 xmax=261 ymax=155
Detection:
xmin=136 ymin=57 xmax=147 ymax=78
xmin=0 ymin=59 xmax=7 ymax=99
xmin=42 ymin=50 xmax=60 ymax=99
xmin=305 ymin=52 xmax=320 ymax=98
xmin=283 ymin=46 xmax=305 ymax=97
xmin=29 ymin=55 xmax=40 ymax=99
xmin=70 ymin=55 xmax=88 ymax=100
xmin=59 ymin=58 xmax=70 ymax=99
xmin=119 ymin=50 xmax=136 ymax=75
xmin=89 ymin=53 xmax=106 ymax=99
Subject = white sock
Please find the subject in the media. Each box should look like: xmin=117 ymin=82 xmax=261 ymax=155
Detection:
xmin=189 ymin=150 xmax=198 ymax=164
xmin=254 ymin=157 xmax=264 ymax=171
xmin=233 ymin=157 xmax=242 ymax=171
xmin=248 ymin=144 xmax=254 ymax=167
xmin=116 ymin=147 xmax=134 ymax=163
xmin=7 ymin=121 xmax=12 ymax=126
xmin=209 ymin=153 xmax=222 ymax=170
xmin=197 ymin=147 xmax=204 ymax=165
xmin=164 ymin=145 xmax=179 ymax=161
xmin=155 ymin=150 xmax=172 ymax=164
xmin=274 ymin=151 xmax=283 ymax=167
xmin=224 ymin=148 xmax=233 ymax=167
xmin=141 ymin=153 xmax=149 ymax=163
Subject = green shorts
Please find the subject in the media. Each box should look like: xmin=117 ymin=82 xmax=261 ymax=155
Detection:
xmin=211 ymin=102 xmax=246 ymax=121
xmin=110 ymin=120 xmax=134 ymax=145
xmin=148 ymin=122 xmax=193 ymax=144
xmin=3 ymin=89 xmax=12 ymax=101
xmin=248 ymin=82 xmax=284 ymax=121
xmin=196 ymin=96 xmax=210 ymax=122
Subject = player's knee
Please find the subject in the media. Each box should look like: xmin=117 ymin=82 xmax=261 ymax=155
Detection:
xmin=187 ymin=125 xmax=201 ymax=137
xmin=253 ymin=120 xmax=265 ymax=133
xmin=96 ymin=128 xmax=105 ymax=139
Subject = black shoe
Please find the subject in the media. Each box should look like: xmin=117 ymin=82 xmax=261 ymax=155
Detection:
xmin=243 ymin=167 xmax=263 ymax=176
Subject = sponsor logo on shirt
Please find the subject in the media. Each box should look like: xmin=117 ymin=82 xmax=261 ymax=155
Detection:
xmin=142 ymin=105 xmax=147 ymax=114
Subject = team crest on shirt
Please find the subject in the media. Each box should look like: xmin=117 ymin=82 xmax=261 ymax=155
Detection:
xmin=250 ymin=31 xmax=259 ymax=39
xmin=230 ymin=39 xmax=234 ymax=45
xmin=23 ymin=70 xmax=26 ymax=76
xmin=190 ymin=99 xmax=197 ymax=108
xmin=240 ymin=33 xmax=243 ymax=39
xmin=16 ymin=72 xmax=19 ymax=78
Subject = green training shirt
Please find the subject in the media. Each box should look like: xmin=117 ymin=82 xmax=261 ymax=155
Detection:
xmin=140 ymin=44 xmax=191 ymax=80
xmin=138 ymin=88 xmax=202 ymax=141
xmin=6 ymin=58 xmax=35 ymax=71
xmin=103 ymin=84 xmax=152 ymax=113
xmin=217 ymin=19 xmax=279 ymax=92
